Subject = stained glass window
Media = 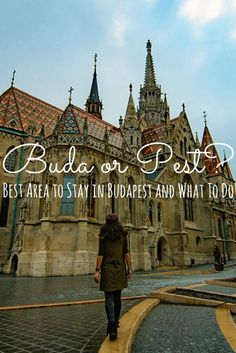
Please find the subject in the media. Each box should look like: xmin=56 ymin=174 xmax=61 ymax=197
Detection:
xmin=60 ymin=172 xmax=75 ymax=216
xmin=5 ymin=146 xmax=17 ymax=172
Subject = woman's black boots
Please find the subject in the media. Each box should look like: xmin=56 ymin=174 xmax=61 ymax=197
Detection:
xmin=107 ymin=322 xmax=117 ymax=341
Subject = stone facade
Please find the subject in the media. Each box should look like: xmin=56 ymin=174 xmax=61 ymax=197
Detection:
xmin=0 ymin=41 xmax=235 ymax=276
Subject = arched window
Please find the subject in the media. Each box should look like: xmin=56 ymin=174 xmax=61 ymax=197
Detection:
xmin=128 ymin=177 xmax=134 ymax=223
xmin=157 ymin=203 xmax=162 ymax=222
xmin=110 ymin=172 xmax=118 ymax=213
xmin=183 ymin=175 xmax=194 ymax=221
xmin=149 ymin=201 xmax=153 ymax=226
xmin=180 ymin=141 xmax=183 ymax=155
xmin=87 ymin=172 xmax=96 ymax=217
xmin=0 ymin=184 xmax=10 ymax=227
xmin=228 ymin=221 xmax=232 ymax=239
xmin=218 ymin=218 xmax=222 ymax=238
xmin=184 ymin=137 xmax=187 ymax=156
xmin=188 ymin=145 xmax=191 ymax=159
xmin=61 ymin=170 xmax=75 ymax=216
xmin=5 ymin=146 xmax=17 ymax=172
xmin=130 ymin=136 xmax=133 ymax=145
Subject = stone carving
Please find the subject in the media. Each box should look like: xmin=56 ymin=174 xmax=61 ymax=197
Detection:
xmin=19 ymin=195 xmax=30 ymax=220
xmin=42 ymin=196 xmax=51 ymax=218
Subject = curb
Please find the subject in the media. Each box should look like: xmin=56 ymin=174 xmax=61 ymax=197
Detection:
xmin=0 ymin=295 xmax=146 ymax=311
xmin=140 ymin=268 xmax=217 ymax=276
xmin=151 ymin=288 xmax=225 ymax=307
xmin=216 ymin=307 xmax=236 ymax=352
xmin=206 ymin=279 xmax=236 ymax=288
xmin=151 ymin=286 xmax=236 ymax=314
xmin=98 ymin=298 xmax=160 ymax=353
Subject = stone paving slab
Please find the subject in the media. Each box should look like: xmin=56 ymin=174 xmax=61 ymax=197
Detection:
xmin=1 ymin=265 xmax=236 ymax=307
xmin=132 ymin=304 xmax=234 ymax=353
xmin=1 ymin=265 xmax=236 ymax=353
xmin=0 ymin=275 xmax=103 ymax=306
xmin=0 ymin=300 xmax=140 ymax=353
xmin=197 ymin=285 xmax=236 ymax=295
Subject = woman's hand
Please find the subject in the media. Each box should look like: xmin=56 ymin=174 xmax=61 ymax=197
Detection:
xmin=93 ymin=271 xmax=100 ymax=283
xmin=127 ymin=269 xmax=132 ymax=278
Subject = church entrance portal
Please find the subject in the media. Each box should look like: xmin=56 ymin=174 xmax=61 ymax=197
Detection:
xmin=10 ymin=254 xmax=18 ymax=274
xmin=157 ymin=237 xmax=167 ymax=265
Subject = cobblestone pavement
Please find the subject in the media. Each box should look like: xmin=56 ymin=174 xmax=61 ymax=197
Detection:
xmin=0 ymin=263 xmax=236 ymax=353
xmin=0 ymin=300 xmax=139 ymax=353
xmin=1 ymin=263 xmax=236 ymax=307
xmin=132 ymin=304 xmax=234 ymax=353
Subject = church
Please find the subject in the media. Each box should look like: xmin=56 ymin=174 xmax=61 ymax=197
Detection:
xmin=0 ymin=41 xmax=235 ymax=276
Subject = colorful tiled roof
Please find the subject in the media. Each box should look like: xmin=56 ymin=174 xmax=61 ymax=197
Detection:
xmin=0 ymin=86 xmax=63 ymax=136
xmin=68 ymin=105 xmax=124 ymax=149
xmin=56 ymin=104 xmax=80 ymax=134
xmin=201 ymin=125 xmax=222 ymax=176
xmin=142 ymin=118 xmax=177 ymax=155
xmin=0 ymin=86 xmax=127 ymax=150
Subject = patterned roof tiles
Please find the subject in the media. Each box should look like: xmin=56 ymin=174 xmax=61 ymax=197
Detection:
xmin=0 ymin=87 xmax=63 ymax=136
xmin=0 ymin=86 xmax=130 ymax=151
xmin=70 ymin=105 xmax=123 ymax=149
xmin=201 ymin=125 xmax=222 ymax=176
xmin=56 ymin=104 xmax=80 ymax=134
xmin=142 ymin=119 xmax=176 ymax=155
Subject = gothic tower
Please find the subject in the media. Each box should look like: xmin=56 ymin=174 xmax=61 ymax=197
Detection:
xmin=86 ymin=54 xmax=103 ymax=119
xmin=121 ymin=84 xmax=141 ymax=153
xmin=139 ymin=40 xmax=168 ymax=127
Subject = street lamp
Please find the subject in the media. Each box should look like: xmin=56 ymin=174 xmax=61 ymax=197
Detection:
xmin=222 ymin=214 xmax=228 ymax=264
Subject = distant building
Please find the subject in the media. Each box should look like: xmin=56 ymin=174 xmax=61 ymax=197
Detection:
xmin=0 ymin=41 xmax=235 ymax=276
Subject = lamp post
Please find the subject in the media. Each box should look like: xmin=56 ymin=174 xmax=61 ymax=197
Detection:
xmin=222 ymin=214 xmax=228 ymax=264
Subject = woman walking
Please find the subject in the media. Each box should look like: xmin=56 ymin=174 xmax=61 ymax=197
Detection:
xmin=94 ymin=213 xmax=132 ymax=341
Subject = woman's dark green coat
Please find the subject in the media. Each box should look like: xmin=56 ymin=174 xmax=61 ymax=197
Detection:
xmin=98 ymin=235 xmax=128 ymax=292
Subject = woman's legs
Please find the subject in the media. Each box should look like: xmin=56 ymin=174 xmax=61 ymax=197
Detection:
xmin=104 ymin=290 xmax=122 ymax=323
xmin=114 ymin=290 xmax=121 ymax=324
xmin=104 ymin=291 xmax=116 ymax=323
xmin=104 ymin=291 xmax=119 ymax=340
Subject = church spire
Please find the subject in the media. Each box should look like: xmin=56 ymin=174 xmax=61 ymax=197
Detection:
xmin=144 ymin=40 xmax=156 ymax=87
xmin=125 ymin=84 xmax=137 ymax=120
xmin=86 ymin=53 xmax=103 ymax=119
xmin=195 ymin=132 xmax=200 ymax=148
xmin=139 ymin=40 xmax=166 ymax=126
xmin=201 ymin=118 xmax=222 ymax=176
xmin=122 ymin=84 xmax=141 ymax=153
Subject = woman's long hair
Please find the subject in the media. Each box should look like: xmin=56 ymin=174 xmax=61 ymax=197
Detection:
xmin=99 ymin=213 xmax=127 ymax=241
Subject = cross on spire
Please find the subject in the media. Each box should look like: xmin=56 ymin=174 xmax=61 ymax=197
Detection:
xmin=85 ymin=53 xmax=102 ymax=119
xmin=68 ymin=86 xmax=74 ymax=104
xmin=203 ymin=111 xmax=207 ymax=126
xmin=94 ymin=53 xmax=97 ymax=70
xmin=11 ymin=70 xmax=16 ymax=87
xmin=182 ymin=103 xmax=185 ymax=112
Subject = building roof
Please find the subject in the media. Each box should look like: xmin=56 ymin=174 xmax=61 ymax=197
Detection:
xmin=142 ymin=118 xmax=177 ymax=155
xmin=201 ymin=125 xmax=222 ymax=176
xmin=0 ymin=86 xmax=63 ymax=136
xmin=63 ymin=104 xmax=124 ymax=149
xmin=0 ymin=86 xmax=123 ymax=148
